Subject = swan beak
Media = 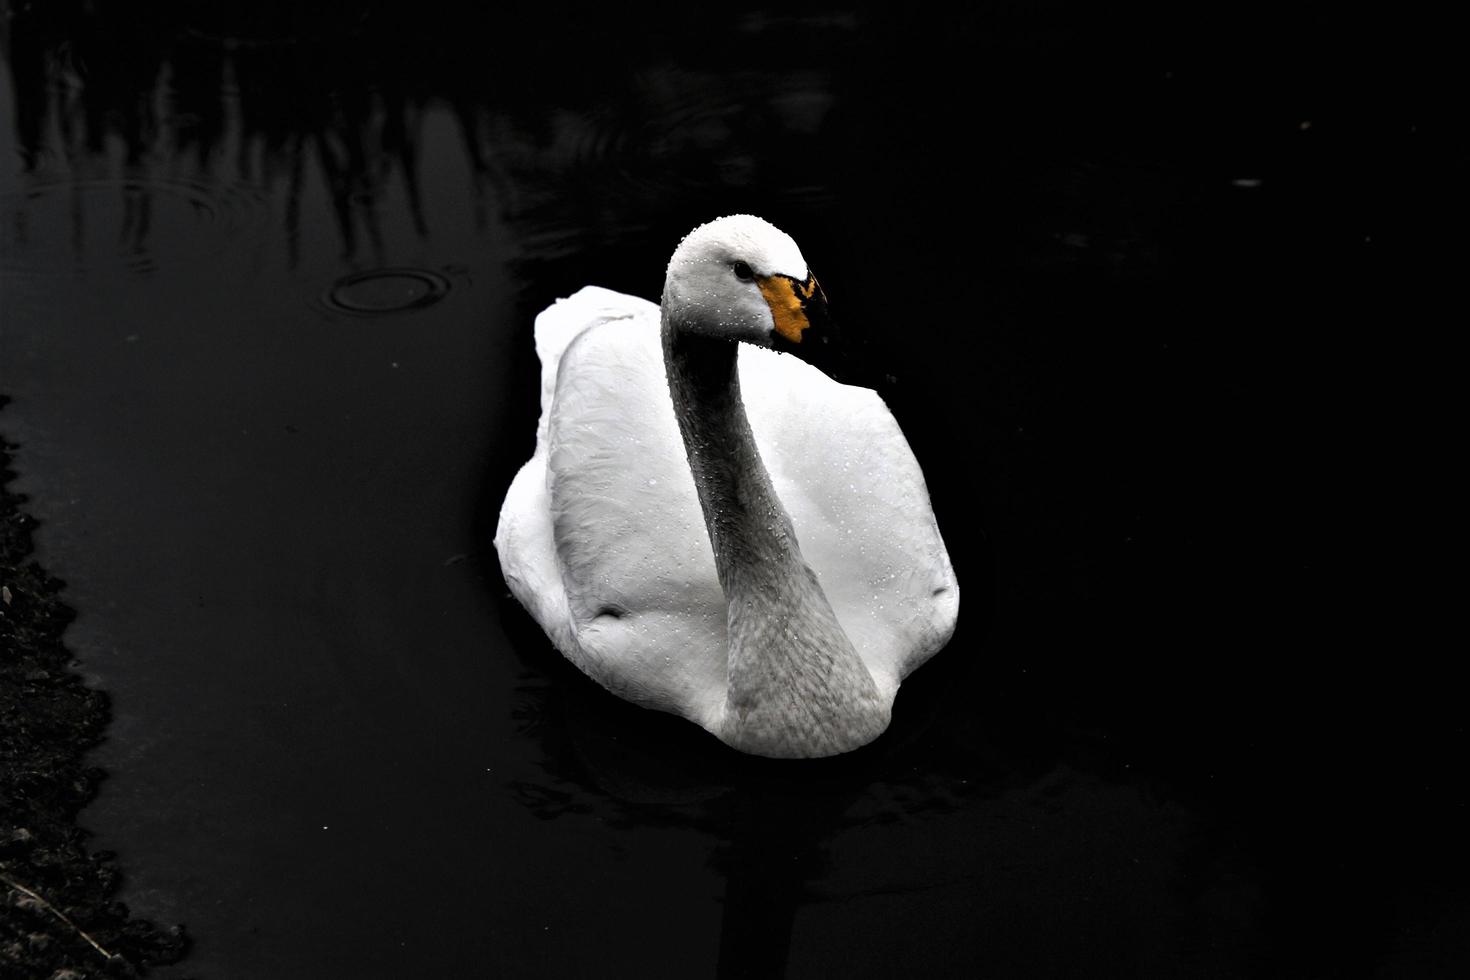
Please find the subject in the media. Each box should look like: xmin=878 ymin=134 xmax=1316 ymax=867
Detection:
xmin=759 ymin=273 xmax=829 ymax=346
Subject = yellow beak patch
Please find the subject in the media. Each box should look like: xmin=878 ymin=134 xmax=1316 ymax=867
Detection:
xmin=758 ymin=274 xmax=823 ymax=344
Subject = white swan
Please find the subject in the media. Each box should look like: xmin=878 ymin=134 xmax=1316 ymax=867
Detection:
xmin=494 ymin=215 xmax=958 ymax=758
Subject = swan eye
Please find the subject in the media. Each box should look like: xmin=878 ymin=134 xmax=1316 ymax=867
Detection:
xmin=732 ymin=261 xmax=755 ymax=282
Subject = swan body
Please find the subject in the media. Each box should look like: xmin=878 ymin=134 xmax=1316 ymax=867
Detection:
xmin=495 ymin=216 xmax=958 ymax=757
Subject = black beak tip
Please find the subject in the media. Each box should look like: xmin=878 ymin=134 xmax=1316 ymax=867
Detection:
xmin=770 ymin=315 xmax=847 ymax=380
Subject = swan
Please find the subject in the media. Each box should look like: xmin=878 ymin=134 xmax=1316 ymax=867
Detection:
xmin=494 ymin=215 xmax=958 ymax=758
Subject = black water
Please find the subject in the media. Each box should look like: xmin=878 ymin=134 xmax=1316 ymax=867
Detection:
xmin=1 ymin=4 xmax=1461 ymax=977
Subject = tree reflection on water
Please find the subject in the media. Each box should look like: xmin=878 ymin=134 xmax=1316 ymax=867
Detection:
xmin=3 ymin=3 xmax=846 ymax=279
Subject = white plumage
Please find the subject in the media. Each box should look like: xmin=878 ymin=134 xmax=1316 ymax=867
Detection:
xmin=495 ymin=217 xmax=958 ymax=757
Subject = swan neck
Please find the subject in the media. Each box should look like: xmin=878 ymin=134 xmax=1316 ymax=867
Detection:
xmin=660 ymin=326 xmax=798 ymax=585
xmin=661 ymin=316 xmax=886 ymax=757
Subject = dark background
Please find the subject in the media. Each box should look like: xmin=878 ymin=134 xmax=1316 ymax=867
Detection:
xmin=1 ymin=2 xmax=1460 ymax=976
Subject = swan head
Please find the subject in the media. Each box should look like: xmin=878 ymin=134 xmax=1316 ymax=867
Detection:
xmin=662 ymin=215 xmax=829 ymax=353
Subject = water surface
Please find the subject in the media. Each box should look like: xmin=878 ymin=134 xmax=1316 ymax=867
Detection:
xmin=0 ymin=4 xmax=1458 ymax=977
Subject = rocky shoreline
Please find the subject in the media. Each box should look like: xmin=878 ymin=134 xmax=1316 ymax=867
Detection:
xmin=1 ymin=403 xmax=189 ymax=978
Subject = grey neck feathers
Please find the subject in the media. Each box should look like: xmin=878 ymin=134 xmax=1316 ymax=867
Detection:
xmin=661 ymin=316 xmax=886 ymax=757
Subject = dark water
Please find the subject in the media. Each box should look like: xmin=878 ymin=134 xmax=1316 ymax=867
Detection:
xmin=1 ymin=4 xmax=1461 ymax=977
